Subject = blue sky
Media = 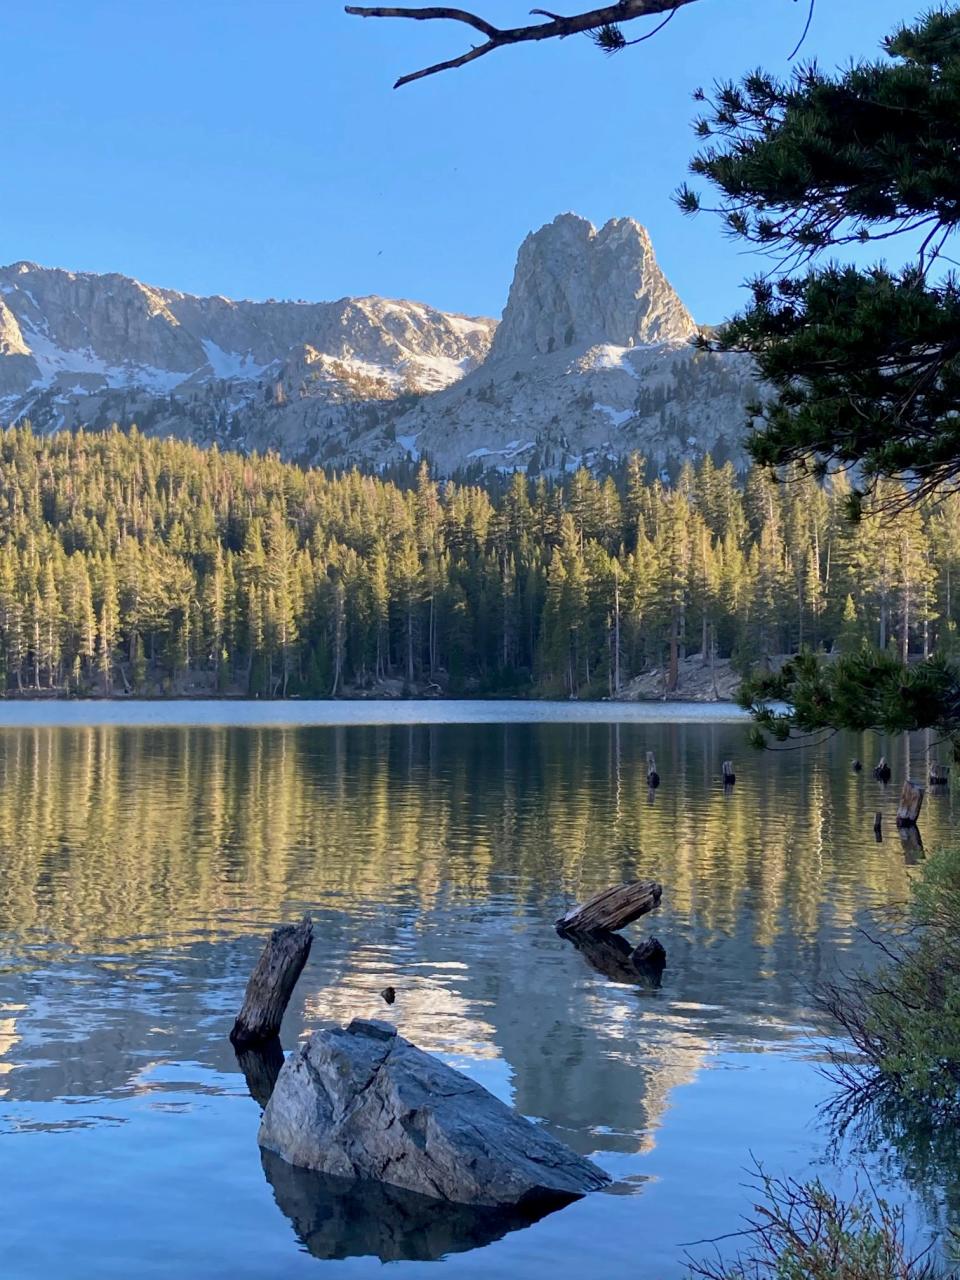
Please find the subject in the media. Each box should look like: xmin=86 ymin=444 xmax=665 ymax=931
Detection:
xmin=2 ymin=0 xmax=912 ymax=323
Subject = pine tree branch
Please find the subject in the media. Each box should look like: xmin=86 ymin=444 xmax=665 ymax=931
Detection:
xmin=344 ymin=1 xmax=703 ymax=87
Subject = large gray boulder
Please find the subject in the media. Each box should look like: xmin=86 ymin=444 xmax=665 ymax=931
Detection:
xmin=259 ymin=1019 xmax=609 ymax=1209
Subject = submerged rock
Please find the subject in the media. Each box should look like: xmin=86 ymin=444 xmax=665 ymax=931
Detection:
xmin=259 ymin=1018 xmax=609 ymax=1209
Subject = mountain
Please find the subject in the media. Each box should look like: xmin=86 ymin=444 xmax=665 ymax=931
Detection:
xmin=0 ymin=215 xmax=756 ymax=476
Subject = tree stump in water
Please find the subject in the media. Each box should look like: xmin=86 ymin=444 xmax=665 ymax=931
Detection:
xmin=556 ymin=880 xmax=662 ymax=935
xmin=722 ymin=760 xmax=736 ymax=786
xmin=874 ymin=757 xmax=892 ymax=783
xmin=874 ymin=810 xmax=883 ymax=842
xmin=930 ymin=764 xmax=950 ymax=787
xmin=231 ymin=916 xmax=313 ymax=1050
xmin=646 ymin=752 xmax=660 ymax=789
xmin=895 ymin=781 xmax=924 ymax=828
xmin=852 ymin=758 xmax=863 ymax=773
xmin=631 ymin=936 xmax=667 ymax=981
xmin=564 ymin=928 xmax=666 ymax=987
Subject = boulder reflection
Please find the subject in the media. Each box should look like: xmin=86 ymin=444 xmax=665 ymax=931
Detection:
xmin=260 ymin=1148 xmax=563 ymax=1262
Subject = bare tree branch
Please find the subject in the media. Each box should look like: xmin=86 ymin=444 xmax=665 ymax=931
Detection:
xmin=345 ymin=0 xmax=703 ymax=88
xmin=786 ymin=0 xmax=816 ymax=60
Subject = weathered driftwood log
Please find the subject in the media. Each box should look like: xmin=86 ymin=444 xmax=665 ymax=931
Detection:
xmin=722 ymin=760 xmax=736 ymax=786
xmin=874 ymin=757 xmax=892 ymax=783
xmin=646 ymin=751 xmax=660 ymax=789
xmin=895 ymin=780 xmax=925 ymax=828
xmin=930 ymin=764 xmax=950 ymax=786
xmin=231 ymin=915 xmax=313 ymax=1049
xmin=236 ymin=1036 xmax=286 ymax=1108
xmin=556 ymin=880 xmax=662 ymax=935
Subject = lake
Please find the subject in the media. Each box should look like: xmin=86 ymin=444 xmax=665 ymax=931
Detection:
xmin=0 ymin=701 xmax=956 ymax=1279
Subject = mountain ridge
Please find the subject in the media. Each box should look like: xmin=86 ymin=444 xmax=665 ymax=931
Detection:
xmin=0 ymin=214 xmax=755 ymax=476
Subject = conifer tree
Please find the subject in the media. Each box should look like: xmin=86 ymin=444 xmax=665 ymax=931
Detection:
xmin=681 ymin=5 xmax=960 ymax=746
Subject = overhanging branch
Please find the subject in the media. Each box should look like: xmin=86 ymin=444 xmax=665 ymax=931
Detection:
xmin=345 ymin=1 xmax=703 ymax=87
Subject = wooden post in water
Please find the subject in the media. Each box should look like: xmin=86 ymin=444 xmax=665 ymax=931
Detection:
xmin=874 ymin=757 xmax=892 ymax=783
xmin=231 ymin=916 xmax=313 ymax=1050
xmin=874 ymin=811 xmax=883 ymax=842
xmin=851 ymin=759 xmax=863 ymax=773
xmin=722 ymin=760 xmax=736 ymax=787
xmin=556 ymin=880 xmax=662 ymax=935
xmin=895 ymin=781 xmax=925 ymax=829
xmin=930 ymin=764 xmax=950 ymax=787
xmin=646 ymin=751 xmax=660 ymax=789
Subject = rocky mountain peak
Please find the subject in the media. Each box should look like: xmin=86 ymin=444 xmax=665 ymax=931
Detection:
xmin=489 ymin=213 xmax=696 ymax=361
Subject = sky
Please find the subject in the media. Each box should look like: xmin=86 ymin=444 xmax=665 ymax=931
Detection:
xmin=1 ymin=0 xmax=913 ymax=324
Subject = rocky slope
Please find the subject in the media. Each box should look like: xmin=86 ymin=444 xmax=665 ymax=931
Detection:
xmin=0 ymin=215 xmax=756 ymax=476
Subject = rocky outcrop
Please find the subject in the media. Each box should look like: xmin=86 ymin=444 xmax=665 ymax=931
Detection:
xmin=490 ymin=214 xmax=696 ymax=359
xmin=259 ymin=1018 xmax=610 ymax=1208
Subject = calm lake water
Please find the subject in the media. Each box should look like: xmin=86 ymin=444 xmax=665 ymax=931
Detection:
xmin=0 ymin=701 xmax=957 ymax=1279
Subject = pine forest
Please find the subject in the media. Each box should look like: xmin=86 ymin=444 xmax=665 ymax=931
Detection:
xmin=0 ymin=423 xmax=954 ymax=699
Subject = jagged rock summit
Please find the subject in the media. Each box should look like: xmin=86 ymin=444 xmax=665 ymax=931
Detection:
xmin=0 ymin=215 xmax=755 ymax=476
xmin=491 ymin=213 xmax=696 ymax=359
xmin=259 ymin=1018 xmax=610 ymax=1209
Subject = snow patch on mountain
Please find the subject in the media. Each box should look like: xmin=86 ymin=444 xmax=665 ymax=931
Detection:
xmin=594 ymin=404 xmax=633 ymax=428
xmin=200 ymin=340 xmax=270 ymax=381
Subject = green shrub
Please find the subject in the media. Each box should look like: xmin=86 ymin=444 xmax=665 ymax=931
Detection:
xmin=686 ymin=1169 xmax=952 ymax=1279
xmin=824 ymin=845 xmax=960 ymax=1109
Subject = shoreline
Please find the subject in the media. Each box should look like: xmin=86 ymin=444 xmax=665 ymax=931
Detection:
xmin=0 ymin=689 xmax=739 ymax=705
xmin=0 ymin=697 xmax=753 ymax=729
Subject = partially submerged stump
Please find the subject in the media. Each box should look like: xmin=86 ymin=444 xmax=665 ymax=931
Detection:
xmin=930 ymin=764 xmax=950 ymax=787
xmin=565 ymin=927 xmax=666 ymax=988
xmin=874 ymin=757 xmax=892 ymax=783
xmin=852 ymin=758 xmax=863 ymax=773
xmin=646 ymin=751 xmax=660 ymax=789
xmin=632 ymin=936 xmax=667 ymax=973
xmin=895 ymin=780 xmax=925 ymax=828
xmin=231 ymin=915 xmax=313 ymax=1050
xmin=874 ymin=810 xmax=883 ymax=842
xmin=556 ymin=880 xmax=662 ymax=935
xmin=260 ymin=1019 xmax=610 ymax=1209
xmin=722 ymin=760 xmax=736 ymax=786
